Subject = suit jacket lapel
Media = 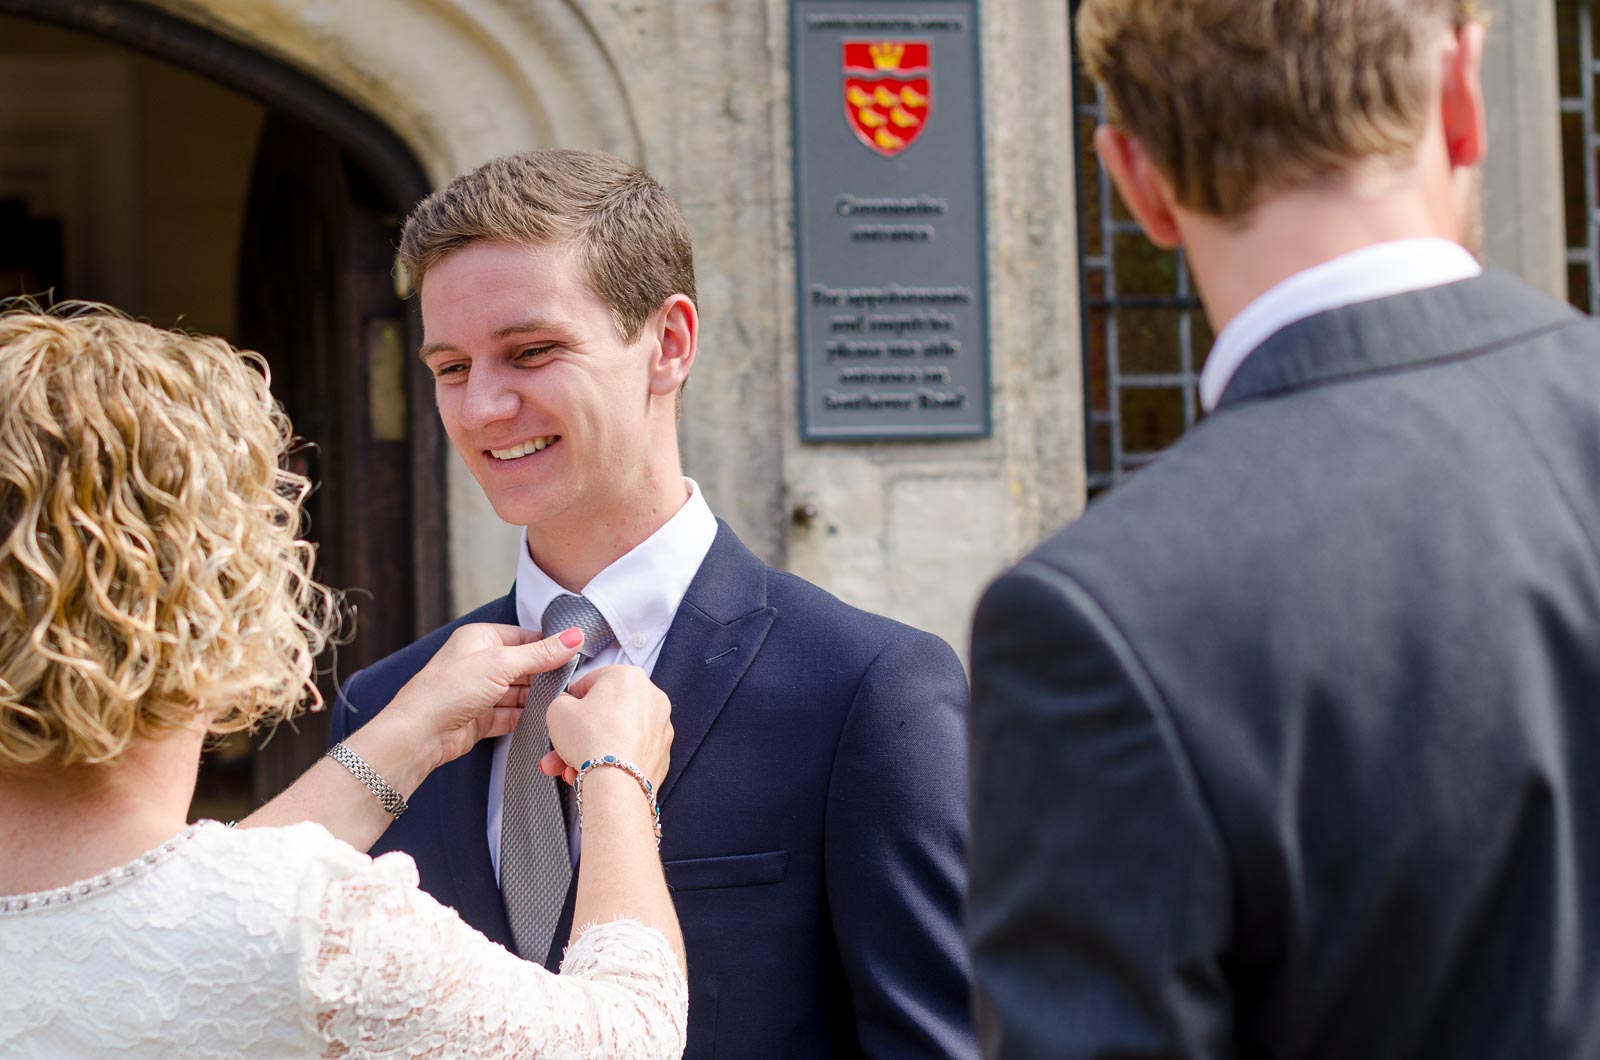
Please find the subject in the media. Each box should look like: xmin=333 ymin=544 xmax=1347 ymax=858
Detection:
xmin=440 ymin=590 xmax=518 ymax=951
xmin=1218 ymin=271 xmax=1579 ymax=411
xmin=650 ymin=520 xmax=777 ymax=804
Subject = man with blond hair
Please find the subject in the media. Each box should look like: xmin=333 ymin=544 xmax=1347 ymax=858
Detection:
xmin=969 ymin=2 xmax=1600 ymax=1057
xmin=331 ymin=149 xmax=975 ymax=1059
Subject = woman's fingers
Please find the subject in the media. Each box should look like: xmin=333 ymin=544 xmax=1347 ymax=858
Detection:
xmin=536 ymin=751 xmax=583 ymax=786
xmin=497 ymin=626 xmax=584 ymax=680
xmin=478 ymin=706 xmax=524 ymax=741
xmin=425 ymin=624 xmax=576 ymax=701
xmin=564 ymin=665 xmax=611 ymax=698
xmin=545 ymin=666 xmax=674 ymax=787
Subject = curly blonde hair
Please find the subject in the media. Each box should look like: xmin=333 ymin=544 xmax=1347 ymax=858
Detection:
xmin=0 ymin=304 xmax=339 ymax=768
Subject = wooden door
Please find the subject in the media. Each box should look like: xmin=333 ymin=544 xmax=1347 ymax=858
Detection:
xmin=233 ymin=112 xmax=420 ymax=803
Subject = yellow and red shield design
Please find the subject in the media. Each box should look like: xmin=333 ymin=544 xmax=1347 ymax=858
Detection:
xmin=843 ymin=41 xmax=931 ymax=158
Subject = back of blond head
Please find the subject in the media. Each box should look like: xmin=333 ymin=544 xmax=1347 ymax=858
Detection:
xmin=0 ymin=305 xmax=337 ymax=768
xmin=1077 ymin=0 xmax=1485 ymax=218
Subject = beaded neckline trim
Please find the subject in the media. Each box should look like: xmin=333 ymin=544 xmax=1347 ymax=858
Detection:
xmin=0 ymin=824 xmax=203 ymax=915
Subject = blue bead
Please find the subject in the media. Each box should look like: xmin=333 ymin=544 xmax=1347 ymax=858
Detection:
xmin=604 ymin=755 xmax=617 ymax=764
xmin=580 ymin=760 xmax=592 ymax=770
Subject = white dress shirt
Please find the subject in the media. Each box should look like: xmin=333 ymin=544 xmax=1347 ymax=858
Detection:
xmin=487 ymin=478 xmax=718 ymax=880
xmin=1199 ymin=238 xmax=1484 ymax=412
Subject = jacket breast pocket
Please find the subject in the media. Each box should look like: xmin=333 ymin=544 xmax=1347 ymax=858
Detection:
xmin=663 ymin=850 xmax=788 ymax=891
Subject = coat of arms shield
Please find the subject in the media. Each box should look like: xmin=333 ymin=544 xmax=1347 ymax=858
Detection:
xmin=843 ymin=41 xmax=931 ymax=158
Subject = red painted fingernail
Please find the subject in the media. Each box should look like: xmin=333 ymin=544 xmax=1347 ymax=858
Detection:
xmin=559 ymin=627 xmax=583 ymax=648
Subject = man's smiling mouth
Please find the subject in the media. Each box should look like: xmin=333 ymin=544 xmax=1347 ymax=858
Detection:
xmin=488 ymin=436 xmax=559 ymax=460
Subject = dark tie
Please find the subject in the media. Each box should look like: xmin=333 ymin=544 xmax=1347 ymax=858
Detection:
xmin=500 ymin=593 xmax=615 ymax=960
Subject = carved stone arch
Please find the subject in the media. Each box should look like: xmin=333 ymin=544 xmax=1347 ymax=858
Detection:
xmin=143 ymin=0 xmax=646 ymax=181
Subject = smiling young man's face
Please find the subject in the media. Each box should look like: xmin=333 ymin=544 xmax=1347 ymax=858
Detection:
xmin=418 ymin=240 xmax=667 ymax=538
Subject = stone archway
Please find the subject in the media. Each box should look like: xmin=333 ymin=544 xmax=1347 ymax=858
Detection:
xmin=140 ymin=0 xmax=647 ymax=182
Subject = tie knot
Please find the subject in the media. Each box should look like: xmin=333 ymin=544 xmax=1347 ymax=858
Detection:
xmin=541 ymin=594 xmax=615 ymax=658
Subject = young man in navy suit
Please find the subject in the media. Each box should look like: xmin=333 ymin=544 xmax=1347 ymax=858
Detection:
xmin=330 ymin=149 xmax=975 ymax=1059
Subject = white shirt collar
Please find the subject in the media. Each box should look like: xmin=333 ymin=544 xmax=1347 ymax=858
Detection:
xmin=513 ymin=478 xmax=718 ymax=665
xmin=1199 ymin=238 xmax=1483 ymax=412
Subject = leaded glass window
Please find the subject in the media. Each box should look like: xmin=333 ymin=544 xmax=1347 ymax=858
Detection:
xmin=1072 ymin=62 xmax=1213 ymax=498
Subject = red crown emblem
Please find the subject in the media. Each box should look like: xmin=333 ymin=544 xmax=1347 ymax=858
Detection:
xmin=842 ymin=41 xmax=931 ymax=158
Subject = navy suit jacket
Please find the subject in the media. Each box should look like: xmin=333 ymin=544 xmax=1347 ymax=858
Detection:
xmin=969 ymin=273 xmax=1600 ymax=1058
xmin=331 ymin=520 xmax=977 ymax=1058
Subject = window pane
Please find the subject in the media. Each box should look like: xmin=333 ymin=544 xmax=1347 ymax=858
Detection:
xmin=1086 ymin=302 xmax=1110 ymax=414
xmin=1558 ymin=0 xmax=1582 ymax=98
xmin=1088 ymin=422 xmax=1113 ymax=476
xmin=1120 ymin=387 xmax=1187 ymax=454
xmin=1113 ymin=232 xmax=1177 ymax=298
xmin=1116 ymin=308 xmax=1182 ymax=376
xmin=1563 ymin=111 xmax=1587 ymax=252
xmin=1078 ymin=112 xmax=1104 ymax=259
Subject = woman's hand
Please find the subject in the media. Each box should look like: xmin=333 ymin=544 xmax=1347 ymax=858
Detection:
xmin=243 ymin=624 xmax=585 ymax=851
xmin=539 ymin=665 xmax=673 ymax=788
xmin=382 ymin=623 xmax=583 ymax=771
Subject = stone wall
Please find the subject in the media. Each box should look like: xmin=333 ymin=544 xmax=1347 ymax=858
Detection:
xmin=1479 ymin=0 xmax=1566 ymax=299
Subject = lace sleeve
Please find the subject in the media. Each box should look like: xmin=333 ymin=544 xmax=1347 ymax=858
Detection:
xmin=304 ymin=852 xmax=687 ymax=1059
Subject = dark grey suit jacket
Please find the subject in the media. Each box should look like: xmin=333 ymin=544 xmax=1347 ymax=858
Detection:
xmin=968 ymin=272 xmax=1600 ymax=1058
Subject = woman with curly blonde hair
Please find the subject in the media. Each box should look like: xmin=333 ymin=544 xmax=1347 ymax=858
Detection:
xmin=0 ymin=304 xmax=686 ymax=1057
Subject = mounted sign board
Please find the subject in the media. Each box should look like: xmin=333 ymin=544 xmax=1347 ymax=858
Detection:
xmin=791 ymin=0 xmax=990 ymax=440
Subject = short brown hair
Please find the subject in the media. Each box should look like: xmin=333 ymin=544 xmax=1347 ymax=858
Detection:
xmin=399 ymin=149 xmax=697 ymax=341
xmin=0 ymin=304 xmax=338 ymax=767
xmin=1077 ymin=0 xmax=1486 ymax=218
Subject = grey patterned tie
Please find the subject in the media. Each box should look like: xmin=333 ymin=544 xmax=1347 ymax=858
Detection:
xmin=501 ymin=594 xmax=614 ymax=960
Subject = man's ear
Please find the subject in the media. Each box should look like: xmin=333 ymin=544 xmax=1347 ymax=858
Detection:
xmin=647 ymin=293 xmax=698 ymax=397
xmin=1441 ymin=20 xmax=1488 ymax=169
xmin=1094 ymin=125 xmax=1183 ymax=249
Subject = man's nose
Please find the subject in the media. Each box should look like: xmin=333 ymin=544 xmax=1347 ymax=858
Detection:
xmin=456 ymin=367 xmax=520 ymax=430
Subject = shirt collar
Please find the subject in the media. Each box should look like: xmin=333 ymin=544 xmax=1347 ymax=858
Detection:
xmin=514 ymin=478 xmax=718 ymax=665
xmin=1199 ymin=238 xmax=1484 ymax=412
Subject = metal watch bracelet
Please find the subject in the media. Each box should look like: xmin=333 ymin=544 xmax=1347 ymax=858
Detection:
xmin=326 ymin=742 xmax=409 ymax=817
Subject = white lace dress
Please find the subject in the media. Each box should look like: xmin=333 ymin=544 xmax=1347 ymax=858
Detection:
xmin=0 ymin=820 xmax=686 ymax=1058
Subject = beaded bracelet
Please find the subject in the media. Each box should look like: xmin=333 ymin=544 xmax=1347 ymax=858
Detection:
xmin=573 ymin=755 xmax=662 ymax=850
